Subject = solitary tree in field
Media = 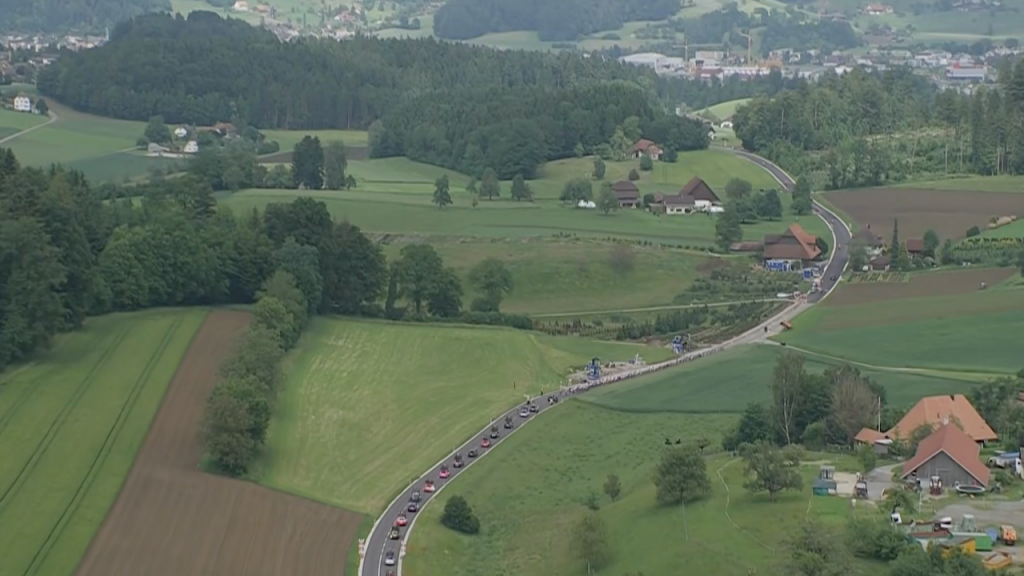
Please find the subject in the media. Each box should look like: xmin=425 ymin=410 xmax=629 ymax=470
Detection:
xmin=725 ymin=177 xmax=752 ymax=199
xmin=757 ymin=189 xmax=783 ymax=220
xmin=740 ymin=440 xmax=803 ymax=502
xmin=468 ymin=258 xmax=513 ymax=312
xmin=510 ymin=173 xmax=532 ymax=201
xmin=791 ymin=176 xmax=812 ymax=215
xmin=571 ymin=512 xmax=611 ymax=574
xmin=433 ymin=175 xmax=452 ymax=208
xmin=480 ymin=168 xmax=500 ymax=200
xmin=291 ymin=136 xmax=324 ymax=189
xmin=441 ymin=495 xmax=480 ymax=534
xmin=592 ymin=157 xmax=606 ymax=180
xmin=652 ymin=445 xmax=710 ymax=505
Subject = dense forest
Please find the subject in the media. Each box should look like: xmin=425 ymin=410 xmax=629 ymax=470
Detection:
xmin=0 ymin=0 xmax=170 ymax=33
xmin=39 ymin=12 xmax=710 ymax=177
xmin=734 ymin=61 xmax=1024 ymax=188
xmin=0 ymin=145 xmax=526 ymax=373
xmin=432 ymin=0 xmax=679 ymax=41
xmin=672 ymin=6 xmax=861 ymax=56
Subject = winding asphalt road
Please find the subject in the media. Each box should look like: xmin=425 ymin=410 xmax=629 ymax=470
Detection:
xmin=0 ymin=111 xmax=58 ymax=145
xmin=358 ymin=150 xmax=852 ymax=576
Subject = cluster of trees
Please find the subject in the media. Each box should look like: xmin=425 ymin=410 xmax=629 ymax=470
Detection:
xmin=664 ymin=6 xmax=860 ymax=55
xmin=432 ymin=0 xmax=679 ymax=41
xmin=0 ymin=0 xmax=169 ymax=33
xmin=969 ymin=372 xmax=1024 ymax=452
xmin=723 ymin=353 xmax=893 ymax=451
xmin=713 ymin=177 xmax=794 ymax=250
xmin=204 ymin=271 xmax=308 ymax=474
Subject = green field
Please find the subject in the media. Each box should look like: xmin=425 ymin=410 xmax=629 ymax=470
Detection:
xmin=0 ymin=108 xmax=47 ymax=140
xmin=895 ymin=175 xmax=1024 ymax=193
xmin=701 ymin=98 xmax=751 ymax=121
xmin=258 ymin=318 xmax=675 ymax=514
xmin=0 ymin=309 xmax=206 ymax=576
xmin=778 ymin=288 xmax=1024 ymax=374
xmin=403 ymin=401 xmax=876 ymax=576
xmin=382 ymin=237 xmax=712 ymax=315
xmin=582 ymin=343 xmax=981 ymax=414
xmin=224 ymin=153 xmax=828 ymax=247
xmin=982 ymin=219 xmax=1024 ymax=238
xmin=851 ymin=0 xmax=1024 ymax=42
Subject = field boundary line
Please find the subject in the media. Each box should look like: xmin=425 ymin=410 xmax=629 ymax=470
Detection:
xmin=715 ymin=458 xmax=775 ymax=553
xmin=0 ymin=111 xmax=58 ymax=145
xmin=531 ymin=298 xmax=793 ymax=318
xmin=0 ymin=327 xmax=132 ymax=516
xmin=766 ymin=342 xmax=1001 ymax=380
xmin=22 ymin=317 xmax=184 ymax=576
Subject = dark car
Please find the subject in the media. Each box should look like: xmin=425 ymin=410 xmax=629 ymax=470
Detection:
xmin=504 ymin=416 xmax=514 ymax=429
xmin=468 ymin=449 xmax=479 ymax=458
xmin=389 ymin=527 xmax=401 ymax=540
xmin=453 ymin=454 xmax=464 ymax=468
xmin=410 ymin=491 xmax=421 ymax=503
xmin=529 ymin=403 xmax=538 ymax=413
xmin=407 ymin=502 xmax=419 ymax=513
xmin=489 ymin=425 xmax=499 ymax=439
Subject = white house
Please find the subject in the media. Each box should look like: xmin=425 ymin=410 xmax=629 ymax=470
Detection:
xmin=174 ymin=127 xmax=188 ymax=139
xmin=720 ymin=121 xmax=734 ymax=129
xmin=232 ymin=0 xmax=249 ymax=10
xmin=183 ymin=140 xmax=198 ymax=154
xmin=13 ymin=93 xmax=31 ymax=113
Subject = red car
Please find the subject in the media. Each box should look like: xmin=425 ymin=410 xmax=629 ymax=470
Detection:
xmin=395 ymin=513 xmax=408 ymax=527
xmin=480 ymin=438 xmax=492 ymax=448
xmin=423 ymin=480 xmax=436 ymax=493
xmin=439 ymin=465 xmax=450 ymax=479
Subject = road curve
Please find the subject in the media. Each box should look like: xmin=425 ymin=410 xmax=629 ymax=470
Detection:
xmin=358 ymin=150 xmax=851 ymax=576
xmin=0 ymin=110 xmax=58 ymax=145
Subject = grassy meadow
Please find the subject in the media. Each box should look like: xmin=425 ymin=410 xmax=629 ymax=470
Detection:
xmin=226 ymin=152 xmax=828 ymax=247
xmin=258 ymin=317 xmax=675 ymax=515
xmin=0 ymin=309 xmax=206 ymax=576
xmin=582 ymin=343 xmax=981 ymax=414
xmin=0 ymin=108 xmax=47 ymax=140
xmin=778 ymin=285 xmax=1024 ymax=374
xmin=701 ymin=98 xmax=751 ymax=121
xmin=403 ymin=401 xmax=878 ymax=576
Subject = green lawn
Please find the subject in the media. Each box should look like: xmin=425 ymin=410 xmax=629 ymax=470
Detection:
xmin=982 ymin=218 xmax=1024 ymax=238
xmin=382 ymin=237 xmax=711 ymax=315
xmin=0 ymin=108 xmax=47 ymax=138
xmin=403 ymin=401 xmax=874 ymax=576
xmin=258 ymin=318 xmax=675 ymax=515
xmin=701 ymin=98 xmax=750 ymax=121
xmin=224 ymin=152 xmax=827 ymax=247
xmin=894 ymin=175 xmax=1024 ymax=193
xmin=582 ymin=343 xmax=982 ymax=413
xmin=778 ymin=289 xmax=1024 ymax=374
xmin=0 ymin=308 xmax=206 ymax=576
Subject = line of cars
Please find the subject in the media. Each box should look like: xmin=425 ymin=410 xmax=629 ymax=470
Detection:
xmin=380 ymin=400 xmax=545 ymax=574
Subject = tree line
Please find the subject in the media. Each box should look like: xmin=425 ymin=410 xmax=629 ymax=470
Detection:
xmin=432 ymin=0 xmax=679 ymax=41
xmin=735 ymin=60 xmax=1024 ymax=188
xmin=0 ymin=0 xmax=169 ymax=34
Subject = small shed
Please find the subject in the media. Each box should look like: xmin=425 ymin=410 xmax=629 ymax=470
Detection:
xmin=813 ymin=465 xmax=837 ymax=496
xmin=938 ymin=536 xmax=976 ymax=558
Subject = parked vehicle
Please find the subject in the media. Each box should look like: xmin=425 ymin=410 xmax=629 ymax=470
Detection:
xmin=1000 ymin=525 xmax=1017 ymax=545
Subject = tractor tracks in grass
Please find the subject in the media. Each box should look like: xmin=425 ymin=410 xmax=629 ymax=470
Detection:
xmin=0 ymin=327 xmax=132 ymax=517
xmin=715 ymin=459 xmax=775 ymax=554
xmin=0 ymin=111 xmax=59 ymax=145
xmin=0 ymin=363 xmax=65 ymax=439
xmin=21 ymin=317 xmax=184 ymax=576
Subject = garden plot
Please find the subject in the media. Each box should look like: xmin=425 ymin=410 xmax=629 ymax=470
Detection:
xmin=845 ymin=271 xmax=909 ymax=283
xmin=824 ymin=188 xmax=1024 ymax=240
xmin=826 ymin=267 xmax=1015 ymax=306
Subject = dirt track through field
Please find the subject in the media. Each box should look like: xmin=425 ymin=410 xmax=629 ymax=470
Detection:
xmin=74 ymin=310 xmax=362 ymax=576
xmin=825 ymin=188 xmax=1024 ymax=239
xmin=825 ymin=267 xmax=1016 ymax=306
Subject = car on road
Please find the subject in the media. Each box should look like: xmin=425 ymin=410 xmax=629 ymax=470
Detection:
xmin=410 ymin=490 xmax=421 ymax=503
xmin=387 ymin=572 xmax=395 ymax=576
xmin=504 ymin=415 xmax=514 ymax=429
xmin=468 ymin=449 xmax=478 ymax=458
xmin=489 ymin=425 xmax=499 ymax=439
xmin=480 ymin=438 xmax=491 ymax=448
xmin=529 ymin=403 xmax=538 ymax=413
xmin=439 ymin=465 xmax=450 ymax=479
xmin=395 ymin=513 xmax=408 ymax=527
xmin=518 ymin=407 xmax=530 ymax=417
xmin=385 ymin=551 xmax=395 ymax=566
xmin=389 ymin=527 xmax=401 ymax=540
xmin=423 ymin=480 xmax=435 ymax=493
xmin=407 ymin=502 xmax=418 ymax=513
xmin=452 ymin=454 xmax=464 ymax=468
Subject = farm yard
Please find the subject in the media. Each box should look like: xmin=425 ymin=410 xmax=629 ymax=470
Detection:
xmin=779 ymin=267 xmax=1024 ymax=373
xmin=402 ymin=400 xmax=878 ymax=576
xmin=71 ymin=310 xmax=365 ymax=576
xmin=0 ymin=309 xmax=205 ymax=576
xmin=823 ymin=186 xmax=1024 ymax=241
xmin=258 ymin=318 xmax=675 ymax=515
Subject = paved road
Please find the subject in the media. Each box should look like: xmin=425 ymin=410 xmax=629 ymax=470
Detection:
xmin=359 ymin=150 xmax=852 ymax=576
xmin=0 ymin=111 xmax=58 ymax=145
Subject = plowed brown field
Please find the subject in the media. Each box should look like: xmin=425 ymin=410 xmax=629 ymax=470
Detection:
xmin=74 ymin=310 xmax=362 ymax=576
xmin=824 ymin=188 xmax=1024 ymax=239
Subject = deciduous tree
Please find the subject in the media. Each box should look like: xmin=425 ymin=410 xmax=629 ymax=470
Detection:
xmin=291 ymin=136 xmax=324 ymax=190
xmin=714 ymin=207 xmax=743 ymax=251
xmin=772 ymin=352 xmax=806 ymax=444
xmin=923 ymin=229 xmax=939 ymax=258
xmin=441 ymin=495 xmax=480 ymax=534
xmin=468 ymin=258 xmax=513 ymax=312
xmin=757 ymin=188 xmax=783 ymax=220
xmin=592 ymin=157 xmax=605 ymax=180
xmin=652 ymin=445 xmax=711 ymax=505
xmin=597 ymin=181 xmax=619 ymax=214
xmin=724 ymin=177 xmax=752 ymax=199
xmin=510 ymin=173 xmax=532 ymax=201
xmin=571 ymin=512 xmax=611 ymax=574
xmin=433 ymin=174 xmax=453 ymax=208
xmin=480 ymin=168 xmax=500 ymax=200
xmin=831 ymin=374 xmax=878 ymax=446
xmin=740 ymin=440 xmax=803 ymax=502
xmin=323 ymin=141 xmax=348 ymax=190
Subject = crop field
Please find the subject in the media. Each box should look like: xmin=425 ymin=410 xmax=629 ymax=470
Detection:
xmin=824 ymin=187 xmax=1024 ymax=240
xmin=581 ymin=343 xmax=979 ymax=412
xmin=826 ymin=267 xmax=1016 ymax=306
xmin=0 ymin=309 xmax=206 ymax=576
xmin=380 ymin=237 xmax=712 ymax=315
xmin=259 ymin=318 xmax=676 ymax=514
xmin=0 ymin=108 xmax=47 ymax=140
xmin=73 ymin=310 xmax=364 ymax=576
xmin=845 ymin=271 xmax=909 ymax=283
xmin=225 ymin=153 xmax=829 ymax=246
xmin=778 ymin=272 xmax=1024 ymax=374
xmin=403 ymin=400 xmax=876 ymax=576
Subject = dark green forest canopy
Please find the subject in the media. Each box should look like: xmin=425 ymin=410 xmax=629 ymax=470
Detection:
xmin=0 ymin=0 xmax=170 ymax=33
xmin=432 ymin=0 xmax=679 ymax=41
xmin=672 ymin=6 xmax=861 ymax=55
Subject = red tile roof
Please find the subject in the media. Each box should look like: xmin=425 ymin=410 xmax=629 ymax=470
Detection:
xmin=762 ymin=224 xmax=821 ymax=261
xmin=855 ymin=427 xmax=887 ymax=444
xmin=889 ymin=394 xmax=996 ymax=442
xmin=901 ymin=424 xmax=990 ymax=486
xmin=630 ymin=139 xmax=658 ymax=153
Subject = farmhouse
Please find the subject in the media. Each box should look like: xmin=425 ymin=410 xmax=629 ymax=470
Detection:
xmin=183 ymin=140 xmax=199 ymax=154
xmin=13 ymin=92 xmax=31 ymax=112
xmin=864 ymin=3 xmax=894 ymax=14
xmin=856 ymin=394 xmax=997 ymax=446
xmin=630 ymin=139 xmax=663 ymax=160
xmin=653 ymin=177 xmax=722 ymax=214
xmin=905 ymin=238 xmax=926 ymax=256
xmin=762 ymin=223 xmax=821 ymax=268
xmin=900 ymin=424 xmax=989 ymax=489
xmin=612 ymin=180 xmax=640 ymax=208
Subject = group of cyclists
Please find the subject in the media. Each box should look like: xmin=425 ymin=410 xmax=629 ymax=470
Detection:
xmin=562 ymin=344 xmax=726 ymax=395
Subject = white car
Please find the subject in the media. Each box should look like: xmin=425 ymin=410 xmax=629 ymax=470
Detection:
xmin=385 ymin=551 xmax=396 ymax=566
